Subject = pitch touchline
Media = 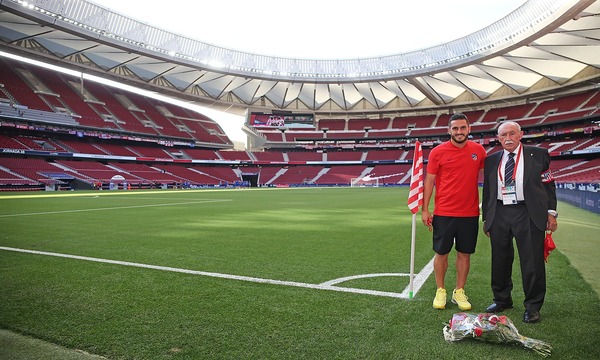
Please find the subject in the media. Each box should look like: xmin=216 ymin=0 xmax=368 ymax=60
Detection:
xmin=0 ymin=246 xmax=433 ymax=299
xmin=0 ymin=199 xmax=231 ymax=218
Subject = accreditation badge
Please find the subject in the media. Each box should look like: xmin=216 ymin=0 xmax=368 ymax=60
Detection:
xmin=501 ymin=185 xmax=517 ymax=205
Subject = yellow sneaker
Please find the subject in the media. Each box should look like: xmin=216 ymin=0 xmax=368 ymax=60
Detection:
xmin=433 ymin=288 xmax=446 ymax=309
xmin=452 ymin=288 xmax=472 ymax=311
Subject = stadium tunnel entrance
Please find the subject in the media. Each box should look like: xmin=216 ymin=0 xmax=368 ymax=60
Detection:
xmin=241 ymin=173 xmax=258 ymax=187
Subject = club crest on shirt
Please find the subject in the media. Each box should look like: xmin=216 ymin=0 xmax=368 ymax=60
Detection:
xmin=472 ymin=154 xmax=478 ymax=160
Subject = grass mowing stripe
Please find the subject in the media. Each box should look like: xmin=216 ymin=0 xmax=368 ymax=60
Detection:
xmin=0 ymin=199 xmax=231 ymax=217
xmin=0 ymin=246 xmax=433 ymax=299
xmin=0 ymin=187 xmax=306 ymax=200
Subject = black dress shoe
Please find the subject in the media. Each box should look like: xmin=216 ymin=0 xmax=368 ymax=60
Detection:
xmin=523 ymin=310 xmax=541 ymax=323
xmin=485 ymin=303 xmax=513 ymax=313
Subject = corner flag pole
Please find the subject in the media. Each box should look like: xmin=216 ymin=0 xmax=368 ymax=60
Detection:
xmin=407 ymin=141 xmax=423 ymax=299
xmin=409 ymin=212 xmax=417 ymax=299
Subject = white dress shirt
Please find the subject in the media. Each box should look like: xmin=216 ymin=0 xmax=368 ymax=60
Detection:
xmin=497 ymin=143 xmax=525 ymax=201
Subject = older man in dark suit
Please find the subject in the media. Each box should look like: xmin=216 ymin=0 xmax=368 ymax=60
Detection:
xmin=482 ymin=121 xmax=558 ymax=323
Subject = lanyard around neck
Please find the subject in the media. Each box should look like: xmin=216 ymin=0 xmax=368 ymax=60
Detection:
xmin=498 ymin=145 xmax=522 ymax=184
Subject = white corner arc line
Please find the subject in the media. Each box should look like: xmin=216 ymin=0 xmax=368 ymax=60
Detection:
xmin=321 ymin=273 xmax=411 ymax=286
xmin=0 ymin=246 xmax=433 ymax=299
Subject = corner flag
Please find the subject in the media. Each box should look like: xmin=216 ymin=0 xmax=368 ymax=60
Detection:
xmin=407 ymin=141 xmax=423 ymax=299
xmin=408 ymin=141 xmax=423 ymax=214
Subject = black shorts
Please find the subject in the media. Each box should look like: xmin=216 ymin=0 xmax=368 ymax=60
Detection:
xmin=432 ymin=216 xmax=479 ymax=255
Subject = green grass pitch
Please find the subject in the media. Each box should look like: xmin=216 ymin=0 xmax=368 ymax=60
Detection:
xmin=0 ymin=187 xmax=598 ymax=359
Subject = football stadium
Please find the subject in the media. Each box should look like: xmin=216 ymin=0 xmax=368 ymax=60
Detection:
xmin=0 ymin=0 xmax=599 ymax=359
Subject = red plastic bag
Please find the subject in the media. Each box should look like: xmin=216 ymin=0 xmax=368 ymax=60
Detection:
xmin=544 ymin=231 xmax=556 ymax=263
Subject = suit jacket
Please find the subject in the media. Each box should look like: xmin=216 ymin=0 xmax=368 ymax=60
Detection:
xmin=482 ymin=144 xmax=557 ymax=232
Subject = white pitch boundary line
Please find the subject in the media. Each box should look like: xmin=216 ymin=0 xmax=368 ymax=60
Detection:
xmin=0 ymin=199 xmax=232 ymax=218
xmin=0 ymin=246 xmax=433 ymax=299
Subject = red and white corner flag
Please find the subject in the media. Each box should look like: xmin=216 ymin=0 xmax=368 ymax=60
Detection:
xmin=407 ymin=141 xmax=423 ymax=299
xmin=408 ymin=141 xmax=423 ymax=214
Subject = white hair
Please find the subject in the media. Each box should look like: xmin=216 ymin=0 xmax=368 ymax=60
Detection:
xmin=497 ymin=121 xmax=521 ymax=134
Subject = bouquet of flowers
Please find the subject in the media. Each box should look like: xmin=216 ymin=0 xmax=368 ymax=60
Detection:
xmin=443 ymin=312 xmax=552 ymax=357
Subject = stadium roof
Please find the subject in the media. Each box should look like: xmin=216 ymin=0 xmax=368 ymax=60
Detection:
xmin=0 ymin=0 xmax=599 ymax=117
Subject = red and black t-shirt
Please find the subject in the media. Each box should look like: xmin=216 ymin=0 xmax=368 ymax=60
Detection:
xmin=426 ymin=141 xmax=487 ymax=217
